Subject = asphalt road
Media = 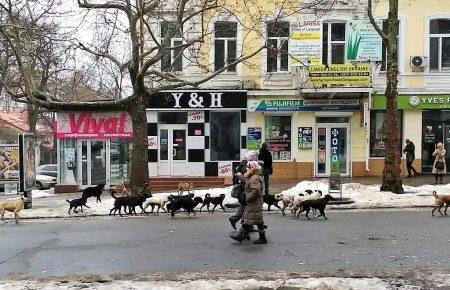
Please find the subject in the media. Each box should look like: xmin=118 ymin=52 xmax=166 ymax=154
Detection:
xmin=0 ymin=209 xmax=449 ymax=279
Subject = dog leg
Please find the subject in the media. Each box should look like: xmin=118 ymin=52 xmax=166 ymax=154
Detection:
xmin=199 ymin=204 xmax=205 ymax=213
xmin=267 ymin=204 xmax=271 ymax=212
xmin=220 ymin=203 xmax=227 ymax=212
xmin=212 ymin=204 xmax=218 ymax=214
xmin=1 ymin=210 xmax=7 ymax=224
xmin=304 ymin=208 xmax=311 ymax=220
xmin=14 ymin=211 xmax=19 ymax=224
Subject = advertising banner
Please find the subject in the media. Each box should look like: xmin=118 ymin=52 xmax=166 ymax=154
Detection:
xmin=330 ymin=128 xmax=340 ymax=174
xmin=248 ymin=99 xmax=360 ymax=112
xmin=0 ymin=145 xmax=19 ymax=182
xmin=4 ymin=182 xmax=18 ymax=195
xmin=149 ymin=91 xmax=247 ymax=109
xmin=373 ymin=95 xmax=450 ymax=110
xmin=57 ymin=112 xmax=133 ymax=139
xmin=298 ymin=127 xmax=313 ymax=150
xmin=19 ymin=133 xmax=36 ymax=192
xmin=347 ymin=20 xmax=383 ymax=61
xmin=290 ymin=19 xmax=322 ymax=66
xmin=306 ymin=64 xmax=372 ymax=87
xmin=247 ymin=128 xmax=262 ymax=150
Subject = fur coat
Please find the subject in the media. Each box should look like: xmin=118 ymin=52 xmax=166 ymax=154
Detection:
xmin=242 ymin=166 xmax=264 ymax=226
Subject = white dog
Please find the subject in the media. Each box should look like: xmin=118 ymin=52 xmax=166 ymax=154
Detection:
xmin=275 ymin=193 xmax=295 ymax=216
xmin=289 ymin=190 xmax=322 ymax=217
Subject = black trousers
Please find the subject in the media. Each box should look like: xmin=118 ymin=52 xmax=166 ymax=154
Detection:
xmin=406 ymin=160 xmax=418 ymax=177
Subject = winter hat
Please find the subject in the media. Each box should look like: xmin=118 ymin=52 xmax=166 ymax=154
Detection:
xmin=245 ymin=150 xmax=258 ymax=161
xmin=246 ymin=160 xmax=260 ymax=169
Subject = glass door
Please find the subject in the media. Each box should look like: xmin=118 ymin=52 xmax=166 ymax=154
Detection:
xmin=81 ymin=141 xmax=88 ymax=186
xmin=315 ymin=125 xmax=350 ymax=177
xmin=157 ymin=125 xmax=188 ymax=176
xmin=90 ymin=140 xmax=107 ymax=185
xmin=78 ymin=140 xmax=109 ymax=188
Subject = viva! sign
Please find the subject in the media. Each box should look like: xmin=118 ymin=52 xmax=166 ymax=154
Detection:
xmin=56 ymin=112 xmax=133 ymax=139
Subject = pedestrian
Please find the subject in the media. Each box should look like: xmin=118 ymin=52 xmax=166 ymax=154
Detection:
xmin=229 ymin=157 xmax=248 ymax=230
xmin=230 ymin=160 xmax=267 ymax=244
xmin=403 ymin=139 xmax=419 ymax=178
xmin=432 ymin=142 xmax=446 ymax=184
xmin=258 ymin=142 xmax=273 ymax=195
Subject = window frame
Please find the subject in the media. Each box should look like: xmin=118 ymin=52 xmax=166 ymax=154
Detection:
xmin=369 ymin=110 xmax=403 ymax=158
xmin=322 ymin=21 xmax=347 ymax=65
xmin=160 ymin=21 xmax=184 ymax=72
xmin=209 ymin=110 xmax=241 ymax=161
xmin=263 ymin=114 xmax=293 ymax=161
xmin=266 ymin=21 xmax=290 ymax=73
xmin=429 ymin=18 xmax=450 ymax=72
xmin=213 ymin=21 xmax=238 ymax=73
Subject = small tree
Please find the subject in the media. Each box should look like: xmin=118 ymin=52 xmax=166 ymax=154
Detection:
xmin=368 ymin=0 xmax=404 ymax=194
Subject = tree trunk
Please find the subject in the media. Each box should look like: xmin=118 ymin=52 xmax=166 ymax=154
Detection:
xmin=380 ymin=0 xmax=404 ymax=194
xmin=27 ymin=104 xmax=38 ymax=135
xmin=128 ymin=94 xmax=149 ymax=194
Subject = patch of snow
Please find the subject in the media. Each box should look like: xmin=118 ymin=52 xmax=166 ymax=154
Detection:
xmin=31 ymin=188 xmax=55 ymax=198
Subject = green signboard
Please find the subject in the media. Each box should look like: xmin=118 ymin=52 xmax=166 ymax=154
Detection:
xmin=373 ymin=95 xmax=450 ymax=110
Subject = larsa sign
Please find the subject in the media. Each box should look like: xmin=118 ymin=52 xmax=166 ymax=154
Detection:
xmin=56 ymin=112 xmax=133 ymax=139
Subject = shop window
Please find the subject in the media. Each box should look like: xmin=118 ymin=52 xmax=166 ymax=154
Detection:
xmin=158 ymin=112 xmax=187 ymax=124
xmin=160 ymin=21 xmax=183 ymax=72
xmin=322 ymin=22 xmax=346 ymax=65
xmin=59 ymin=139 xmax=77 ymax=184
xmin=214 ymin=21 xmax=237 ymax=72
xmin=267 ymin=21 xmax=289 ymax=72
xmin=110 ymin=139 xmax=130 ymax=185
xmin=210 ymin=112 xmax=240 ymax=161
xmin=264 ymin=116 xmax=291 ymax=160
xmin=429 ymin=19 xmax=450 ymax=71
xmin=369 ymin=110 xmax=402 ymax=157
xmin=381 ymin=20 xmax=400 ymax=72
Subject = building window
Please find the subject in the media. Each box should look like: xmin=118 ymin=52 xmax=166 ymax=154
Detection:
xmin=370 ymin=110 xmax=402 ymax=157
xmin=110 ymin=139 xmax=130 ymax=185
xmin=322 ymin=22 xmax=346 ymax=65
xmin=160 ymin=22 xmax=183 ymax=72
xmin=59 ymin=139 xmax=77 ymax=184
xmin=210 ymin=112 xmax=240 ymax=160
xmin=267 ymin=21 xmax=289 ymax=72
xmin=430 ymin=19 xmax=450 ymax=71
xmin=264 ymin=115 xmax=291 ymax=160
xmin=214 ymin=21 xmax=237 ymax=72
xmin=381 ymin=20 xmax=400 ymax=72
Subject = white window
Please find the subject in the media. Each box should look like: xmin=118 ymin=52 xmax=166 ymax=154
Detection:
xmin=322 ymin=22 xmax=346 ymax=65
xmin=267 ymin=21 xmax=289 ymax=72
xmin=160 ymin=22 xmax=183 ymax=72
xmin=430 ymin=19 xmax=450 ymax=71
xmin=214 ymin=21 xmax=237 ymax=72
xmin=380 ymin=20 xmax=400 ymax=72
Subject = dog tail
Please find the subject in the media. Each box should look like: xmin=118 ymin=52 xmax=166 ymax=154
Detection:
xmin=66 ymin=199 xmax=71 ymax=203
xmin=433 ymin=191 xmax=438 ymax=198
xmin=205 ymin=193 xmax=211 ymax=198
xmin=111 ymin=191 xmax=117 ymax=199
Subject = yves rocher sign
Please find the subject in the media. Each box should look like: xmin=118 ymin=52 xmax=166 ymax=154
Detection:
xmin=56 ymin=112 xmax=133 ymax=139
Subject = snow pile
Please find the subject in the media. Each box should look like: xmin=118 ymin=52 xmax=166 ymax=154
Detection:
xmin=31 ymin=188 xmax=55 ymax=198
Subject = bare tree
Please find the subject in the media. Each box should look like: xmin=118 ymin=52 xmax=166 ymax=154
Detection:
xmin=368 ymin=0 xmax=403 ymax=194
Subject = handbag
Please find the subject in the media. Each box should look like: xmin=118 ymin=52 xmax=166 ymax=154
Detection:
xmin=435 ymin=156 xmax=445 ymax=170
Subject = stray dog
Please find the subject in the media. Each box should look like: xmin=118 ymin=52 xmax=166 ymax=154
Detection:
xmin=199 ymin=193 xmax=227 ymax=213
xmin=82 ymin=184 xmax=105 ymax=203
xmin=66 ymin=196 xmax=90 ymax=215
xmin=263 ymin=194 xmax=282 ymax=212
xmin=297 ymin=194 xmax=336 ymax=220
xmin=0 ymin=196 xmax=29 ymax=224
xmin=167 ymin=195 xmax=203 ymax=217
xmin=275 ymin=193 xmax=295 ymax=215
xmin=290 ymin=190 xmax=321 ymax=217
xmin=110 ymin=185 xmax=152 ymax=217
xmin=432 ymin=191 xmax=450 ymax=216
xmin=178 ymin=182 xmax=194 ymax=196
xmin=109 ymin=191 xmax=128 ymax=217
xmin=143 ymin=195 xmax=169 ymax=215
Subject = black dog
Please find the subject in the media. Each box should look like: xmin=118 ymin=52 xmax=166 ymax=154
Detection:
xmin=109 ymin=191 xmax=128 ymax=217
xmin=66 ymin=196 xmax=90 ymax=214
xmin=109 ymin=188 xmax=152 ymax=217
xmin=297 ymin=194 xmax=336 ymax=219
xmin=167 ymin=195 xmax=203 ymax=217
xmin=199 ymin=193 xmax=227 ymax=213
xmin=263 ymin=194 xmax=282 ymax=212
xmin=82 ymin=184 xmax=105 ymax=203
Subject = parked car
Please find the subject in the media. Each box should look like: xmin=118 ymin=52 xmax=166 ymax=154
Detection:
xmin=37 ymin=164 xmax=57 ymax=178
xmin=36 ymin=174 xmax=57 ymax=190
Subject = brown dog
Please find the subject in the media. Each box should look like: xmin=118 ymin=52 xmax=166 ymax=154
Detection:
xmin=178 ymin=182 xmax=194 ymax=196
xmin=0 ymin=196 xmax=29 ymax=224
xmin=432 ymin=191 xmax=450 ymax=216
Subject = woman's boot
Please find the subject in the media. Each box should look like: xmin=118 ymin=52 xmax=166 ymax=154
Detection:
xmin=435 ymin=174 xmax=439 ymax=184
xmin=230 ymin=226 xmax=249 ymax=243
xmin=253 ymin=230 xmax=268 ymax=244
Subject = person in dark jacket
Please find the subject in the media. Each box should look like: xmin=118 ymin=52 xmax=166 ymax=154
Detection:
xmin=229 ymin=157 xmax=248 ymax=230
xmin=403 ymin=139 xmax=419 ymax=178
xmin=258 ymin=142 xmax=273 ymax=195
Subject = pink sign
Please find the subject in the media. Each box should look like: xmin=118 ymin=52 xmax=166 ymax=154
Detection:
xmin=56 ymin=112 xmax=133 ymax=139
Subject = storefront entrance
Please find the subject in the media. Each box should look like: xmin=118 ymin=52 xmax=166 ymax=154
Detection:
xmin=315 ymin=118 xmax=350 ymax=177
xmin=422 ymin=110 xmax=450 ymax=172
xmin=158 ymin=125 xmax=188 ymax=176
xmin=78 ymin=140 xmax=108 ymax=188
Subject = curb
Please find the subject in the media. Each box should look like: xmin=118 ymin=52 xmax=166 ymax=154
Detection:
xmin=14 ymin=204 xmax=436 ymax=221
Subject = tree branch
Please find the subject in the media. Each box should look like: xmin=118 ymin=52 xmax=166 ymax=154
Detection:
xmin=368 ymin=0 xmax=388 ymax=40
